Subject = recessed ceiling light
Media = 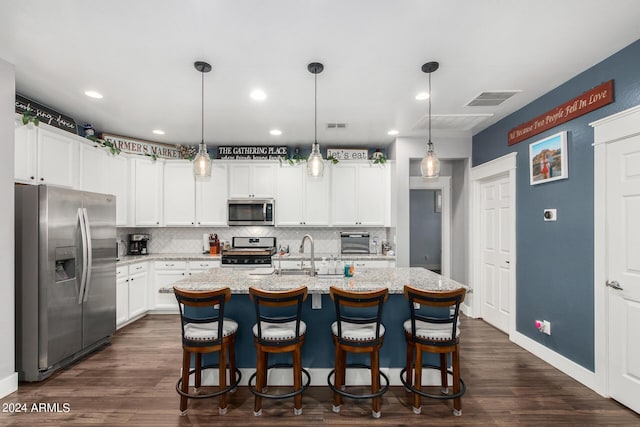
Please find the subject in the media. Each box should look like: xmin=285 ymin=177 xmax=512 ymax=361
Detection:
xmin=270 ymin=129 xmax=282 ymax=136
xmin=415 ymin=92 xmax=429 ymax=101
xmin=387 ymin=129 xmax=399 ymax=136
xmin=152 ymin=129 xmax=165 ymax=135
xmin=84 ymin=90 xmax=103 ymax=99
xmin=250 ymin=89 xmax=267 ymax=101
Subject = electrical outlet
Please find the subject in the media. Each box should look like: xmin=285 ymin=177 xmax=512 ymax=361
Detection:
xmin=535 ymin=319 xmax=552 ymax=335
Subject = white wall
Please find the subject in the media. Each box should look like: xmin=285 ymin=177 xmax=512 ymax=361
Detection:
xmin=390 ymin=133 xmax=472 ymax=269
xmin=0 ymin=57 xmax=17 ymax=398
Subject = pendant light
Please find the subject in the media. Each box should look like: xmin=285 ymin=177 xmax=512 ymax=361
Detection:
xmin=420 ymin=61 xmax=440 ymax=179
xmin=193 ymin=61 xmax=212 ymax=177
xmin=307 ymin=62 xmax=324 ymax=177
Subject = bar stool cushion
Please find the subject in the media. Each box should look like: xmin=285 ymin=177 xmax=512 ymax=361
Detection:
xmin=253 ymin=320 xmax=307 ymax=341
xmin=184 ymin=318 xmax=239 ymax=341
xmin=403 ymin=319 xmax=461 ymax=341
xmin=331 ymin=321 xmax=386 ymax=341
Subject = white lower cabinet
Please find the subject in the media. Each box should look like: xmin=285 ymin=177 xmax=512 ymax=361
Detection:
xmin=152 ymin=260 xmax=220 ymax=312
xmin=116 ymin=262 xmax=149 ymax=329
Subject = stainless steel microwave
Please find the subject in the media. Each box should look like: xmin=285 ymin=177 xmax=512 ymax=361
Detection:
xmin=227 ymin=198 xmax=275 ymax=226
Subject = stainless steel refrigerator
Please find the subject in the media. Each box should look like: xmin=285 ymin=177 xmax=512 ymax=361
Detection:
xmin=15 ymin=184 xmax=116 ymax=381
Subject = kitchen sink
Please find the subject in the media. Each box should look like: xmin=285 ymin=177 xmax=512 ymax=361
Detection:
xmin=274 ymin=269 xmax=313 ymax=276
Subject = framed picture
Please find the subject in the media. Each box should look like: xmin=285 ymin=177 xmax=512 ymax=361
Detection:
xmin=529 ymin=131 xmax=568 ymax=185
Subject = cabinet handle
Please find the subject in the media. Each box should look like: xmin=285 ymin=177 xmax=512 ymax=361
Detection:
xmin=156 ymin=222 xmax=159 ymax=225
xmin=30 ymin=176 xmax=34 ymax=180
xmin=130 ymin=278 xmax=134 ymax=281
xmin=40 ymin=177 xmax=44 ymax=181
xmin=191 ymin=222 xmax=194 ymax=225
xmin=200 ymin=264 xmax=208 ymax=267
xmin=182 ymin=272 xmax=185 ymax=275
xmin=198 ymin=222 xmax=201 ymax=225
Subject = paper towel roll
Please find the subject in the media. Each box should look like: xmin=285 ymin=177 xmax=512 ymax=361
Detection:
xmin=202 ymin=234 xmax=210 ymax=253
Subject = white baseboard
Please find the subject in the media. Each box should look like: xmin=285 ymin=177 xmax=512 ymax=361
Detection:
xmin=190 ymin=367 xmax=449 ymax=388
xmin=0 ymin=372 xmax=18 ymax=399
xmin=510 ymin=331 xmax=599 ymax=394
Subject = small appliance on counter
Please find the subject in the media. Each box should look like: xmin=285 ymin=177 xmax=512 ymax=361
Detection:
xmin=221 ymin=236 xmax=276 ymax=267
xmin=128 ymin=234 xmax=150 ymax=255
xmin=340 ymin=231 xmax=371 ymax=254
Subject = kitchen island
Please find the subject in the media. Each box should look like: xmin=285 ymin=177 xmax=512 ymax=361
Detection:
xmin=164 ymin=267 xmax=466 ymax=385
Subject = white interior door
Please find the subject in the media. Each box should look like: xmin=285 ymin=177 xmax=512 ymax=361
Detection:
xmin=480 ymin=174 xmax=512 ymax=333
xmin=606 ymin=134 xmax=640 ymax=413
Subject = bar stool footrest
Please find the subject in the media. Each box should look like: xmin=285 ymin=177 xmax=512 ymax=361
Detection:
xmin=400 ymin=365 xmax=466 ymax=400
xmin=327 ymin=363 xmax=390 ymax=400
xmin=248 ymin=363 xmax=311 ymax=400
xmin=176 ymin=364 xmax=242 ymax=400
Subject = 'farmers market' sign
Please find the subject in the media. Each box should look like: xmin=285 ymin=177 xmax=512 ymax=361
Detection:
xmin=102 ymin=133 xmax=181 ymax=159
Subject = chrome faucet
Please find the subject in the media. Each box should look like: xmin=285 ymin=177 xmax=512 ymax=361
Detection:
xmin=299 ymin=234 xmax=316 ymax=276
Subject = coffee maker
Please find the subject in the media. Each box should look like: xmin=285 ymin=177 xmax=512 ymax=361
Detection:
xmin=128 ymin=234 xmax=150 ymax=255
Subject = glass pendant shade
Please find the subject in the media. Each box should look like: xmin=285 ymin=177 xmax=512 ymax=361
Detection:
xmin=420 ymin=141 xmax=440 ymax=178
xmin=307 ymin=142 xmax=324 ymax=177
xmin=193 ymin=141 xmax=212 ymax=177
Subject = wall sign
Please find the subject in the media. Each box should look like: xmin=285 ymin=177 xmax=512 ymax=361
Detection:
xmin=508 ymin=80 xmax=614 ymax=145
xmin=326 ymin=148 xmax=368 ymax=160
xmin=216 ymin=146 xmax=288 ymax=160
xmin=102 ymin=133 xmax=182 ymax=159
xmin=15 ymin=94 xmax=77 ymax=134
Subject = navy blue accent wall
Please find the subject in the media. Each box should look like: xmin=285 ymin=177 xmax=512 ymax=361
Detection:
xmin=472 ymin=39 xmax=640 ymax=370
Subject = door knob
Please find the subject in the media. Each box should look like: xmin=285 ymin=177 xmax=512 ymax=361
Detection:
xmin=606 ymin=280 xmax=623 ymax=290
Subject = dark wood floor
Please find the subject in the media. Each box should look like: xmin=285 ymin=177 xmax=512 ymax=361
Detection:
xmin=1 ymin=315 xmax=638 ymax=426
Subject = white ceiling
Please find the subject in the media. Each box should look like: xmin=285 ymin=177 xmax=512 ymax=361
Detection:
xmin=1 ymin=1 xmax=640 ymax=148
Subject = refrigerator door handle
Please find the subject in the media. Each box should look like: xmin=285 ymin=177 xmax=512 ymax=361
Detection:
xmin=82 ymin=208 xmax=93 ymax=303
xmin=78 ymin=208 xmax=89 ymax=304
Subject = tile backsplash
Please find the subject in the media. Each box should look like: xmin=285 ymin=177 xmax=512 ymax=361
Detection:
xmin=117 ymin=227 xmax=392 ymax=255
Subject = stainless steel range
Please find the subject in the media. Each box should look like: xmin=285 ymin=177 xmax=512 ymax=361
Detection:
xmin=221 ymin=237 xmax=276 ymax=267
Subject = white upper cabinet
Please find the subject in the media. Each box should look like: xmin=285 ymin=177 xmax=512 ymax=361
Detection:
xmin=276 ymin=163 xmax=330 ymax=226
xmin=228 ymin=162 xmax=276 ymax=198
xmin=80 ymin=142 xmax=110 ymax=194
xmin=133 ymin=158 xmax=163 ymax=226
xmin=14 ymin=122 xmax=38 ymax=184
xmin=163 ymin=161 xmax=196 ymax=226
xmin=107 ymin=154 xmax=130 ymax=226
xmin=15 ymin=120 xmax=79 ymax=189
xmin=196 ymin=162 xmax=228 ymax=226
xmin=36 ymin=126 xmax=79 ymax=188
xmin=331 ymin=162 xmax=388 ymax=226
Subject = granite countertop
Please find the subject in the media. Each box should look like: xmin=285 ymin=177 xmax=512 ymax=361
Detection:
xmin=117 ymin=252 xmax=395 ymax=267
xmin=117 ymin=253 xmax=221 ymax=266
xmin=163 ymin=267 xmax=464 ymax=295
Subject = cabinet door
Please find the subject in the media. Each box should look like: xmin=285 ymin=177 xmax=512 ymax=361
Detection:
xmin=304 ymin=166 xmax=330 ymax=226
xmin=79 ymin=143 xmax=109 ymax=194
xmin=14 ymin=123 xmax=37 ymax=184
xmin=108 ymin=155 xmax=130 ymax=226
xmin=357 ymin=165 xmax=386 ymax=226
xmin=228 ymin=163 xmax=252 ymax=197
xmin=37 ymin=127 xmax=78 ymax=188
xmin=188 ymin=260 xmax=221 ymax=274
xmin=331 ymin=164 xmax=358 ymax=225
xmin=116 ymin=276 xmax=129 ymax=329
xmin=163 ymin=161 xmax=196 ymax=226
xmin=153 ymin=270 xmax=185 ymax=311
xmin=128 ymin=271 xmax=148 ymax=318
xmin=251 ymin=164 xmax=276 ymax=197
xmin=276 ymin=165 xmax=304 ymax=226
xmin=133 ymin=158 xmax=163 ymax=226
xmin=196 ymin=162 xmax=228 ymax=226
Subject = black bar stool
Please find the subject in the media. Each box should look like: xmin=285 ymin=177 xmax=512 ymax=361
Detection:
xmin=248 ymin=286 xmax=311 ymax=416
xmin=400 ymin=285 xmax=466 ymax=416
xmin=173 ymin=286 xmax=241 ymax=416
xmin=327 ymin=286 xmax=389 ymax=419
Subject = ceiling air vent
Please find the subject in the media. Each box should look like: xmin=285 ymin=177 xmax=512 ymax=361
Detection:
xmin=466 ymin=90 xmax=520 ymax=107
xmin=326 ymin=123 xmax=347 ymax=129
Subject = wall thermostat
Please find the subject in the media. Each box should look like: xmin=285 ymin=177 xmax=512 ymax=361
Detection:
xmin=543 ymin=209 xmax=557 ymax=221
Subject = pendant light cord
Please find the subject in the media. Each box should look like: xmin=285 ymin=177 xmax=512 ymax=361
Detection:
xmin=314 ymin=71 xmax=318 ymax=144
xmin=201 ymin=70 xmax=205 ymax=144
xmin=428 ymin=71 xmax=432 ymax=145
